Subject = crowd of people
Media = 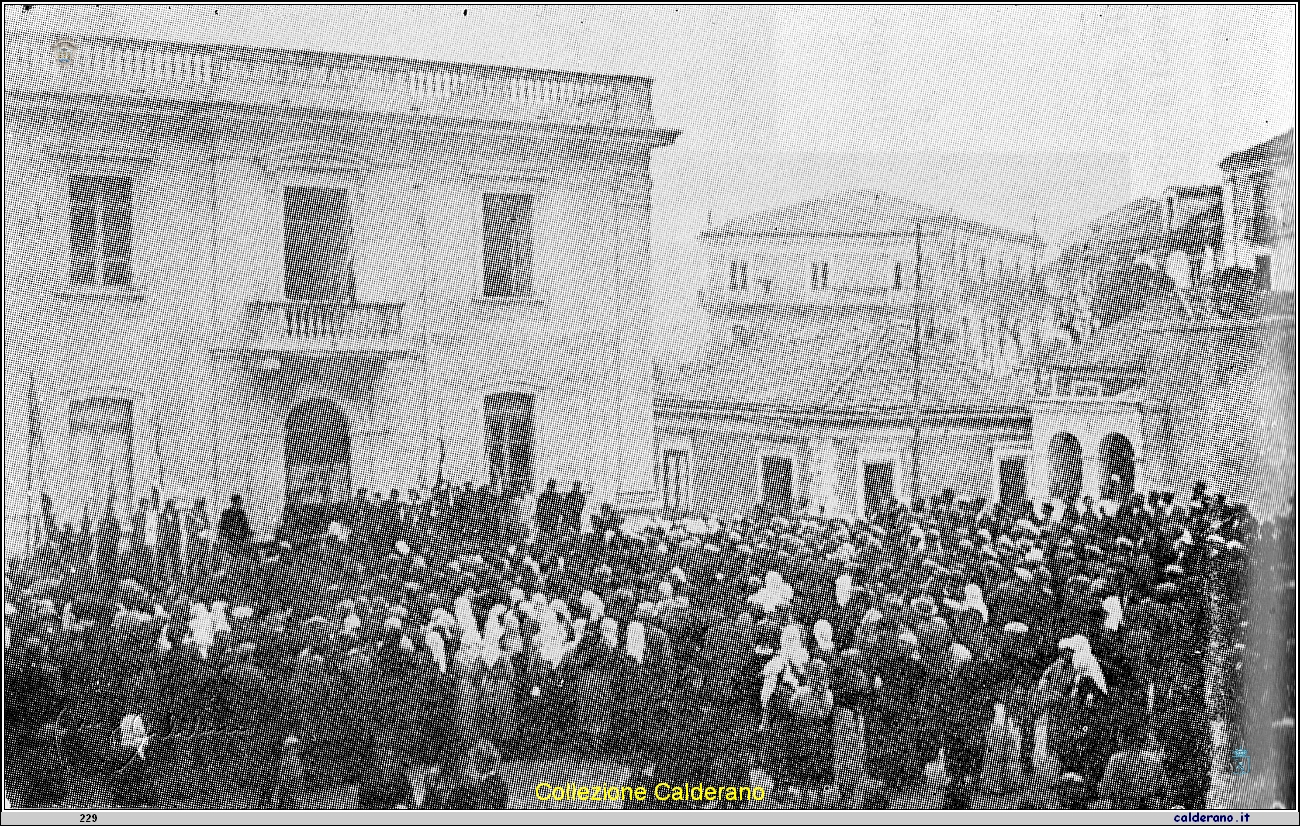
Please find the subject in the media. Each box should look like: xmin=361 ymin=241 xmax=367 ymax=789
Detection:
xmin=4 ymin=472 xmax=1294 ymax=810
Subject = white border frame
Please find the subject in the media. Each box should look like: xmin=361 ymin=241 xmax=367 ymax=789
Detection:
xmin=466 ymin=167 xmax=552 ymax=303
xmin=755 ymin=442 xmax=800 ymax=511
xmin=657 ymin=434 xmax=693 ymax=515
xmin=53 ymin=383 xmax=157 ymax=522
xmin=268 ymin=168 xmax=366 ymax=302
xmin=855 ymin=444 xmax=904 ymax=519
xmin=48 ymin=144 xmax=155 ymax=297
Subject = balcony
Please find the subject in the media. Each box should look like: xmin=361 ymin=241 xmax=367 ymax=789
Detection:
xmin=5 ymin=30 xmax=658 ymax=131
xmin=241 ymin=300 xmax=417 ymax=360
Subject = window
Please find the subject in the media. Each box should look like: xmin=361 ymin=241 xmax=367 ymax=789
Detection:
xmin=861 ymin=461 xmax=894 ymax=518
xmin=483 ymin=193 xmax=534 ymax=298
xmin=961 ymin=243 xmax=969 ymax=272
xmin=485 ymin=392 xmax=535 ymax=492
xmin=894 ymin=262 xmax=904 ymax=290
xmin=69 ymin=398 xmax=134 ymax=524
xmin=69 ymin=175 xmax=133 ymax=288
xmin=760 ymin=454 xmax=795 ymax=516
xmin=1253 ymin=180 xmax=1276 ymax=241
xmin=1167 ymin=196 xmax=1175 ymax=233
xmin=997 ymin=456 xmax=1028 ymax=509
xmin=728 ymin=262 xmax=749 ymax=291
xmin=662 ymin=448 xmax=690 ymax=516
xmin=1256 ymin=255 xmax=1272 ymax=291
xmin=811 ymin=261 xmax=830 ymax=291
xmin=284 ymin=187 xmax=353 ymax=302
xmin=980 ymin=256 xmax=987 ymax=278
xmin=731 ymin=325 xmax=751 ymax=348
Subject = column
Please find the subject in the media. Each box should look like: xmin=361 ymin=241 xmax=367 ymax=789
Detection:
xmin=809 ymin=437 xmax=841 ymax=517
xmin=1082 ymin=452 xmax=1101 ymax=500
xmin=612 ymin=165 xmax=659 ymax=512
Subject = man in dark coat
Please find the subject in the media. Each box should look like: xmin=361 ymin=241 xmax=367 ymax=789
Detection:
xmin=536 ymin=479 xmax=563 ymax=538
xmin=218 ymin=494 xmax=253 ymax=557
xmin=159 ymin=499 xmax=184 ymax=586
xmin=97 ymin=503 xmax=122 ymax=583
xmin=562 ymin=482 xmax=586 ymax=535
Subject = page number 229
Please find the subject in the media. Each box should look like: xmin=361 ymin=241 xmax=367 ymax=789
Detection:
xmin=80 ymin=815 xmax=98 ymax=823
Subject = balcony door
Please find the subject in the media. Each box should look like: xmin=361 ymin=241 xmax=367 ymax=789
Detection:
xmin=284 ymin=186 xmax=354 ymax=303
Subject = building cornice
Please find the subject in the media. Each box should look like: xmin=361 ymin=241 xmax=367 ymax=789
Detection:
xmin=655 ymin=396 xmax=1031 ymax=429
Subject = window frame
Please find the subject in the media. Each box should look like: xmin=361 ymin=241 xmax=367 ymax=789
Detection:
xmin=991 ymin=445 xmax=1033 ymax=507
xmin=269 ymin=168 xmax=364 ymax=302
xmin=481 ymin=192 xmax=537 ymax=300
xmin=50 ymin=145 xmax=153 ymax=298
xmin=54 ymin=385 xmax=154 ymax=525
xmin=855 ymin=445 xmax=904 ymax=519
xmin=468 ymin=168 xmax=550 ymax=304
xmin=473 ymin=377 xmax=547 ymax=489
xmin=755 ymin=443 xmax=800 ymax=514
xmin=68 ymin=174 xmax=135 ymax=290
xmin=658 ymin=435 xmax=693 ymax=516
xmin=282 ymin=185 xmax=356 ymax=303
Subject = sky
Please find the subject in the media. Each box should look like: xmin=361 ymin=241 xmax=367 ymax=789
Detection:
xmin=8 ymin=4 xmax=1296 ymax=357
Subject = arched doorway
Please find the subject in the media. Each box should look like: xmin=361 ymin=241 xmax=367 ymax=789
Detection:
xmin=285 ymin=398 xmax=351 ymax=530
xmin=1048 ymin=432 xmax=1083 ymax=502
xmin=1099 ymin=433 xmax=1136 ymax=501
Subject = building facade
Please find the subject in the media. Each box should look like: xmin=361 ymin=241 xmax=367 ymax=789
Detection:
xmin=656 ymin=191 xmax=1048 ymax=519
xmin=4 ymin=32 xmax=677 ymax=548
xmin=1029 ymin=130 xmax=1297 ymax=517
xmin=1222 ymin=129 xmax=1296 ymax=294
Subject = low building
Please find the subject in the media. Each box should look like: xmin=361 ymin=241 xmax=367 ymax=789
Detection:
xmin=655 ymin=191 xmax=1048 ymax=518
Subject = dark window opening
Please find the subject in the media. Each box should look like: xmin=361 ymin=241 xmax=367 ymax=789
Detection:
xmin=485 ymin=392 xmax=535 ymax=493
xmin=862 ymin=462 xmax=894 ymax=518
xmin=285 ymin=187 xmax=353 ymax=302
xmin=70 ymin=175 xmax=133 ymax=288
xmin=894 ymin=262 xmax=904 ymax=290
xmin=483 ymin=193 xmax=534 ymax=298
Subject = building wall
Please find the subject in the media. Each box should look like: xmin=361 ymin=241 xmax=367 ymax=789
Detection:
xmin=5 ymin=68 xmax=670 ymax=550
xmin=653 ymin=413 xmax=1032 ymax=519
xmin=1142 ymin=317 xmax=1297 ymax=518
xmin=1223 ymin=146 xmax=1297 ymax=293
xmin=700 ymin=230 xmax=1052 ymax=374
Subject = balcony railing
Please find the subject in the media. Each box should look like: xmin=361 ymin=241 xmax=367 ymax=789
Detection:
xmin=6 ymin=30 xmax=656 ymax=130
xmin=244 ymin=300 xmax=414 ymax=357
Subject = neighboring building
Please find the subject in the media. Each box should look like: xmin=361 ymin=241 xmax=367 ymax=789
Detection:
xmin=1031 ymin=292 xmax=1295 ymax=517
xmin=695 ymin=190 xmax=1050 ymax=375
xmin=1157 ymin=184 xmax=1224 ymax=286
xmin=1029 ymin=131 xmax=1298 ymax=517
xmin=1222 ymin=128 xmax=1296 ymax=293
xmin=655 ymin=191 xmax=1048 ymax=518
xmin=4 ymin=31 xmax=678 ymax=548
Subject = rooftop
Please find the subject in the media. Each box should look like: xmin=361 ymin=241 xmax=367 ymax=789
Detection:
xmin=1219 ymin=128 xmax=1296 ymax=172
xmin=4 ymin=29 xmax=671 ymax=136
xmin=1041 ymin=291 xmax=1189 ymax=372
xmin=1167 ymin=184 xmax=1223 ymax=199
xmin=657 ymin=322 xmax=1035 ymax=419
xmin=700 ymin=189 xmax=1044 ymax=248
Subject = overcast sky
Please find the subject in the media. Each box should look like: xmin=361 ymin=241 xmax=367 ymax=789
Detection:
xmin=8 ymin=4 xmax=1296 ymax=352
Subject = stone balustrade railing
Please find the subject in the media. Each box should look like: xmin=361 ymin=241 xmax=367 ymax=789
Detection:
xmin=245 ymin=300 xmax=414 ymax=356
xmin=6 ymin=30 xmax=656 ymax=129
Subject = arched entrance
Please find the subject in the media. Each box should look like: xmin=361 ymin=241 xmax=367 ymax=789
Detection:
xmin=1048 ymin=432 xmax=1083 ymax=502
xmin=1099 ymin=433 xmax=1136 ymax=501
xmin=285 ymin=398 xmax=351 ymax=529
